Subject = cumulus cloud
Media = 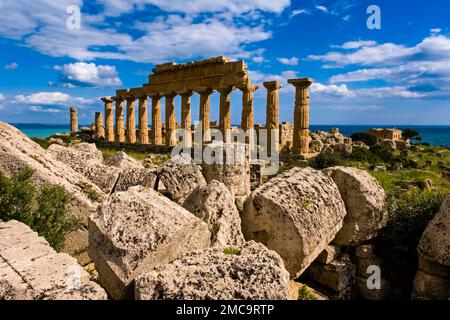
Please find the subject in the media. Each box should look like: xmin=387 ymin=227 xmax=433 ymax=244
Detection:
xmin=29 ymin=106 xmax=61 ymax=113
xmin=14 ymin=92 xmax=92 ymax=106
xmin=315 ymin=5 xmax=328 ymax=13
xmin=0 ymin=0 xmax=289 ymax=63
xmin=290 ymin=9 xmax=309 ymax=18
xmin=0 ymin=93 xmax=5 ymax=101
xmin=4 ymin=62 xmax=19 ymax=70
xmin=54 ymin=62 xmax=122 ymax=87
xmin=277 ymin=56 xmax=299 ymax=65
xmin=332 ymin=40 xmax=377 ymax=50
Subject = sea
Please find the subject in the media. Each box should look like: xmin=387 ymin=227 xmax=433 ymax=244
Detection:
xmin=9 ymin=123 xmax=450 ymax=147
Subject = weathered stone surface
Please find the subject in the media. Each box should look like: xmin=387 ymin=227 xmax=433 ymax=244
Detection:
xmin=417 ymin=256 xmax=450 ymax=278
xmin=288 ymin=281 xmax=328 ymax=300
xmin=412 ymin=270 xmax=450 ymax=300
xmin=183 ymin=180 xmax=245 ymax=247
xmin=323 ymin=167 xmax=387 ymax=246
xmin=332 ymin=143 xmax=352 ymax=155
xmin=316 ymin=245 xmax=340 ymax=264
xmin=418 ymin=194 xmax=450 ymax=266
xmin=355 ymin=276 xmax=390 ymax=300
xmin=307 ymin=255 xmax=355 ymax=292
xmin=106 ymin=151 xmax=141 ymax=169
xmin=47 ymin=144 xmax=120 ymax=194
xmin=0 ymin=122 xmax=103 ymax=223
xmin=241 ymin=167 xmax=347 ymax=277
xmin=72 ymin=142 xmax=103 ymax=161
xmin=353 ymin=141 xmax=369 ymax=149
xmin=135 ymin=241 xmax=289 ymax=300
xmin=114 ymin=167 xmax=157 ymax=192
xmin=354 ymin=244 xmax=374 ymax=259
xmin=381 ymin=139 xmax=396 ymax=151
xmin=310 ymin=139 xmax=324 ymax=153
xmin=157 ymin=153 xmax=206 ymax=204
xmin=202 ymin=142 xmax=251 ymax=196
xmin=89 ymin=186 xmax=211 ymax=300
xmin=0 ymin=220 xmax=106 ymax=300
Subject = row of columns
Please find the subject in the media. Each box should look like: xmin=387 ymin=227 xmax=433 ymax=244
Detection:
xmin=97 ymin=78 xmax=312 ymax=155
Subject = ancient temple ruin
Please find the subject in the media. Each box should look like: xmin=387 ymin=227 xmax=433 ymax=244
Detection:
xmin=74 ymin=56 xmax=314 ymax=156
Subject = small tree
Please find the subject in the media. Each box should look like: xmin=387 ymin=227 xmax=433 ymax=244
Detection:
xmin=402 ymin=128 xmax=421 ymax=141
xmin=0 ymin=168 xmax=80 ymax=251
xmin=351 ymin=132 xmax=378 ymax=146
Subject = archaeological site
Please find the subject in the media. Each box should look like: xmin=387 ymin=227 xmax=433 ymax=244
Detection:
xmin=1 ymin=56 xmax=449 ymax=303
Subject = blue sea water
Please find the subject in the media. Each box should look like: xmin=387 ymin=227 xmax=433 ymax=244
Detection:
xmin=10 ymin=123 xmax=450 ymax=147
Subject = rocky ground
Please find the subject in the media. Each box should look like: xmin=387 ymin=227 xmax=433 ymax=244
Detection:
xmin=0 ymin=121 xmax=449 ymax=300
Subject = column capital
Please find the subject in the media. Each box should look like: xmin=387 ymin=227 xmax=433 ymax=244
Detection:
xmin=161 ymin=91 xmax=177 ymax=98
xmin=101 ymin=97 xmax=114 ymax=103
xmin=70 ymin=106 xmax=77 ymax=112
xmin=195 ymin=87 xmax=214 ymax=95
xmin=239 ymin=85 xmax=259 ymax=93
xmin=217 ymin=86 xmax=235 ymax=95
xmin=125 ymin=95 xmax=136 ymax=101
xmin=112 ymin=96 xmax=124 ymax=102
xmin=263 ymin=81 xmax=282 ymax=91
xmin=287 ymin=78 xmax=314 ymax=88
xmin=138 ymin=95 xmax=148 ymax=100
xmin=177 ymin=89 xmax=194 ymax=97
xmin=148 ymin=93 xmax=161 ymax=100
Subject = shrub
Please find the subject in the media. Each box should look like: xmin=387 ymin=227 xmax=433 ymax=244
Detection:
xmin=298 ymin=285 xmax=317 ymax=300
xmin=379 ymin=189 xmax=445 ymax=299
xmin=308 ymin=152 xmax=343 ymax=169
xmin=351 ymin=132 xmax=377 ymax=147
xmin=370 ymin=145 xmax=396 ymax=163
xmin=345 ymin=146 xmax=377 ymax=163
xmin=402 ymin=128 xmax=420 ymax=141
xmin=0 ymin=167 xmax=80 ymax=251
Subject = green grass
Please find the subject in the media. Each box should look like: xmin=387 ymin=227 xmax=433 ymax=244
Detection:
xmin=223 ymin=247 xmax=241 ymax=255
xmin=84 ymin=187 xmax=103 ymax=203
xmin=298 ymin=285 xmax=318 ymax=300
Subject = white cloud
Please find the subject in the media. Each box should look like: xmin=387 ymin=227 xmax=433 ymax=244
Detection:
xmin=0 ymin=93 xmax=5 ymax=101
xmin=4 ymin=62 xmax=19 ymax=70
xmin=277 ymin=56 xmax=299 ymax=65
xmin=342 ymin=15 xmax=351 ymax=22
xmin=249 ymin=70 xmax=299 ymax=94
xmin=315 ymin=5 xmax=328 ymax=13
xmin=14 ymin=92 xmax=92 ymax=106
xmin=311 ymin=83 xmax=354 ymax=97
xmin=29 ymin=106 xmax=61 ymax=113
xmin=290 ymin=9 xmax=309 ymax=18
xmin=332 ymin=40 xmax=377 ymax=50
xmin=0 ymin=0 xmax=289 ymax=64
xmin=431 ymin=28 xmax=442 ymax=34
xmin=252 ymin=56 xmax=265 ymax=63
xmin=54 ymin=62 xmax=122 ymax=87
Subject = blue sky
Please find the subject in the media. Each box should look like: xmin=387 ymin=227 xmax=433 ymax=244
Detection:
xmin=0 ymin=0 xmax=449 ymax=125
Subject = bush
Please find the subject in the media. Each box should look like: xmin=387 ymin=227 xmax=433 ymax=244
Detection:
xmin=345 ymin=146 xmax=378 ymax=163
xmin=370 ymin=145 xmax=396 ymax=163
xmin=351 ymin=132 xmax=377 ymax=147
xmin=379 ymin=189 xmax=445 ymax=299
xmin=308 ymin=152 xmax=343 ymax=169
xmin=0 ymin=168 xmax=80 ymax=251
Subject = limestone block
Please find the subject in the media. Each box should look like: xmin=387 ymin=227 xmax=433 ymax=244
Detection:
xmin=183 ymin=180 xmax=245 ymax=247
xmin=106 ymin=151 xmax=142 ymax=169
xmin=157 ymin=153 xmax=206 ymax=204
xmin=418 ymin=194 xmax=450 ymax=267
xmin=47 ymin=144 xmax=120 ymax=194
xmin=202 ymin=142 xmax=251 ymax=196
xmin=417 ymin=256 xmax=450 ymax=278
xmin=114 ymin=167 xmax=157 ymax=192
xmin=241 ymin=167 xmax=347 ymax=277
xmin=323 ymin=167 xmax=387 ymax=246
xmin=88 ymin=186 xmax=211 ymax=300
xmin=307 ymin=255 xmax=355 ymax=292
xmin=316 ymin=245 xmax=341 ymax=264
xmin=355 ymin=276 xmax=391 ymax=300
xmin=412 ymin=270 xmax=450 ymax=300
xmin=135 ymin=241 xmax=289 ymax=300
xmin=72 ymin=142 xmax=103 ymax=161
xmin=0 ymin=220 xmax=106 ymax=300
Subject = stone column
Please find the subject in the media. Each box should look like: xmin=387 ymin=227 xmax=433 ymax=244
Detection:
xmin=114 ymin=97 xmax=125 ymax=143
xmin=218 ymin=86 xmax=234 ymax=142
xmin=164 ymin=93 xmax=177 ymax=147
xmin=240 ymin=85 xmax=259 ymax=132
xmin=150 ymin=94 xmax=162 ymax=145
xmin=138 ymin=96 xmax=149 ymax=145
xmin=101 ymin=98 xmax=114 ymax=142
xmin=288 ymin=78 xmax=313 ymax=155
xmin=70 ymin=107 xmax=78 ymax=133
xmin=95 ymin=112 xmax=105 ymax=139
xmin=180 ymin=90 xmax=193 ymax=148
xmin=263 ymin=81 xmax=282 ymax=156
xmin=196 ymin=88 xmax=214 ymax=143
xmin=126 ymin=97 xmax=136 ymax=144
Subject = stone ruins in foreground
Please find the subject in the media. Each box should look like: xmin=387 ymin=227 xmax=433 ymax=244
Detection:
xmin=71 ymin=56 xmax=314 ymax=156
